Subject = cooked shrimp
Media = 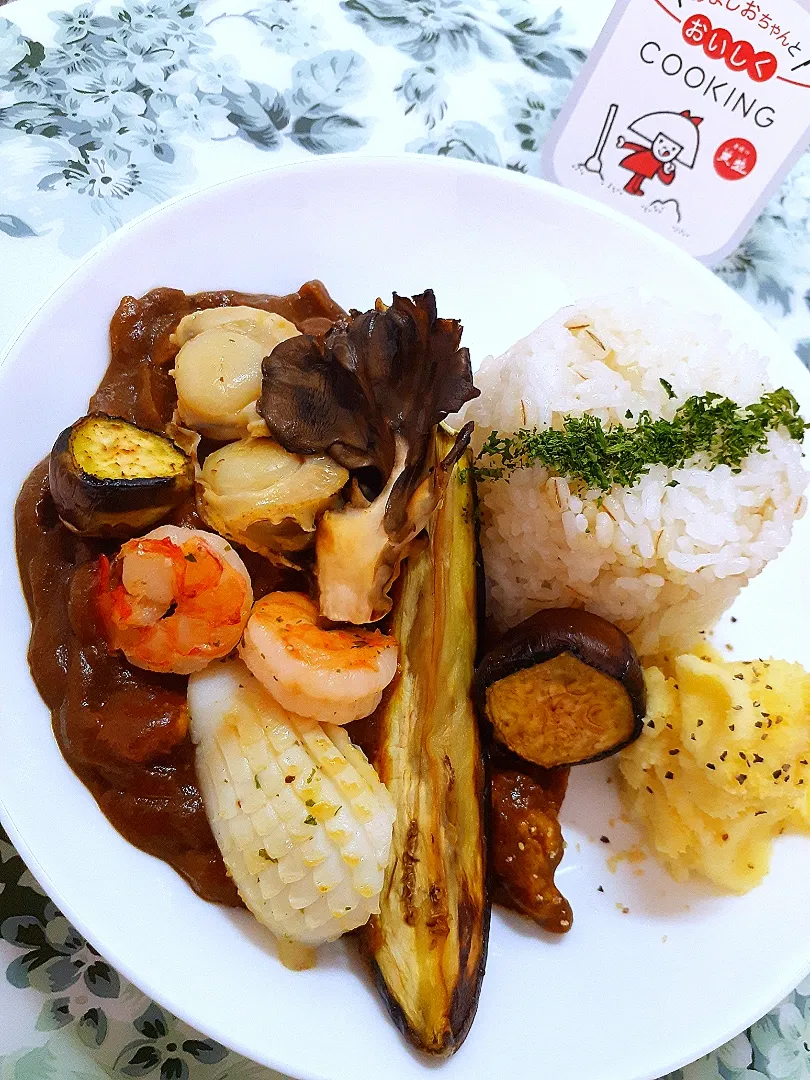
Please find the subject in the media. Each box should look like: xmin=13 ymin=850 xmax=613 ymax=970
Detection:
xmin=239 ymin=592 xmax=398 ymax=724
xmin=97 ymin=525 xmax=253 ymax=675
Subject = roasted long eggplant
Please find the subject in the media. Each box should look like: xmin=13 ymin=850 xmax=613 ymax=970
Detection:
xmin=359 ymin=427 xmax=489 ymax=1055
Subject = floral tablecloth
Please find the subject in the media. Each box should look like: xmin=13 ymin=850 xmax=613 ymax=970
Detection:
xmin=2 ymin=0 xmax=810 ymax=1077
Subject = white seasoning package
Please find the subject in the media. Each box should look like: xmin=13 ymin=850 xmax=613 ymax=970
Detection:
xmin=543 ymin=0 xmax=810 ymax=263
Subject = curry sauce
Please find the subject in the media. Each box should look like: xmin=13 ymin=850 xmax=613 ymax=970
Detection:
xmin=14 ymin=282 xmax=343 ymax=904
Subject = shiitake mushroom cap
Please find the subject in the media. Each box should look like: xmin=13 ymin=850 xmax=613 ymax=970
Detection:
xmin=475 ymin=608 xmax=646 ymax=768
xmin=49 ymin=413 xmax=194 ymax=539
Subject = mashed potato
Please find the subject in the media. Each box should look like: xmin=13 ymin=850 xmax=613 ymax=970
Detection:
xmin=618 ymin=650 xmax=810 ymax=892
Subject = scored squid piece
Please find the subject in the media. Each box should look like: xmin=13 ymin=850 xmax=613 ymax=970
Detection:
xmin=188 ymin=659 xmax=396 ymax=954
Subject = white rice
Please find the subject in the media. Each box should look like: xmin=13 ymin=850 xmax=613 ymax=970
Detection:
xmin=462 ymin=293 xmax=808 ymax=657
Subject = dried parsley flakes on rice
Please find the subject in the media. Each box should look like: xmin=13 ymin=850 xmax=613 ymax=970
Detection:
xmin=461 ymin=292 xmax=809 ymax=657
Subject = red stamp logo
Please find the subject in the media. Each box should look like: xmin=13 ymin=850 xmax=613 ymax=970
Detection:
xmin=714 ymin=138 xmax=758 ymax=179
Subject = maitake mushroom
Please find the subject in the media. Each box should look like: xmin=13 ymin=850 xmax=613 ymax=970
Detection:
xmin=257 ymin=290 xmax=479 ymax=623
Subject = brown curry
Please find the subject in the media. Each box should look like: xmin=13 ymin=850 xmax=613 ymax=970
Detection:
xmin=14 ymin=282 xmax=344 ymax=904
xmin=14 ymin=280 xmax=570 ymax=931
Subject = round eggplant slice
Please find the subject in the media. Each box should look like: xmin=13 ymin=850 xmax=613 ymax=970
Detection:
xmin=475 ymin=608 xmax=646 ymax=768
xmin=49 ymin=414 xmax=194 ymax=538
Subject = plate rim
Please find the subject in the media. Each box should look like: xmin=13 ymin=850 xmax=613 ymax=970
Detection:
xmin=1 ymin=151 xmax=809 ymax=1080
xmin=6 ymin=150 xmax=805 ymax=378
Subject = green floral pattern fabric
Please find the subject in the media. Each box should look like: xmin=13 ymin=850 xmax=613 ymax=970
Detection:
xmin=0 ymin=826 xmax=281 ymax=1078
xmin=1 ymin=0 xmax=810 ymax=1077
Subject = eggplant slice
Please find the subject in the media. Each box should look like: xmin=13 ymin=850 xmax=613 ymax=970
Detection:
xmin=49 ymin=414 xmax=194 ymax=538
xmin=476 ymin=608 xmax=646 ymax=768
xmin=360 ymin=427 xmax=488 ymax=1055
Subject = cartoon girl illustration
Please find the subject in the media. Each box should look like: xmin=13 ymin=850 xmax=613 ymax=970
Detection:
xmin=617 ymin=109 xmax=702 ymax=196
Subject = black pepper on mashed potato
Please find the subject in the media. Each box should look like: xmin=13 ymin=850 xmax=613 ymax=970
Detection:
xmin=618 ymin=648 xmax=810 ymax=893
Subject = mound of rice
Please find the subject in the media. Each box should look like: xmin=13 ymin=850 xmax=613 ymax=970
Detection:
xmin=463 ymin=293 xmax=808 ymax=657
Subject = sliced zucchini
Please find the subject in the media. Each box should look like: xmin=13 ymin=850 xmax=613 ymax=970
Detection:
xmin=49 ymin=413 xmax=194 ymax=538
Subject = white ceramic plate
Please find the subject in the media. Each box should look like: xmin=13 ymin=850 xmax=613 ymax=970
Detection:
xmin=1 ymin=155 xmax=809 ymax=1080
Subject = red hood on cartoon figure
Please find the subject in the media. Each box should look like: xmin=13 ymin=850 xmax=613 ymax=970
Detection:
xmin=617 ymin=109 xmax=702 ymax=196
